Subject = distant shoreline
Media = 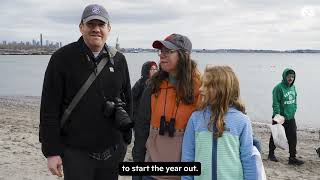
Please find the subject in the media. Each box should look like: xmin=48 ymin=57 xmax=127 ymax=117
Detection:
xmin=1 ymin=52 xmax=320 ymax=55
xmin=1 ymin=48 xmax=320 ymax=55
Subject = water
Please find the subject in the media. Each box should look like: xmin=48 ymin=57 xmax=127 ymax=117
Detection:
xmin=0 ymin=53 xmax=319 ymax=128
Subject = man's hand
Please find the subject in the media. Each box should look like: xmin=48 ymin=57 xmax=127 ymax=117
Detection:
xmin=47 ymin=155 xmax=63 ymax=177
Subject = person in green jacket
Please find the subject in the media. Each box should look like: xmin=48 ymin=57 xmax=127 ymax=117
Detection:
xmin=268 ymin=68 xmax=304 ymax=165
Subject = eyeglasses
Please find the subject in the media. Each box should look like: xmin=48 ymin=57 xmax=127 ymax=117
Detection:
xmin=157 ymin=49 xmax=176 ymax=56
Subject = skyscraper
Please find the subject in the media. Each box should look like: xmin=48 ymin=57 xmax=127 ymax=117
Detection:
xmin=115 ymin=36 xmax=120 ymax=51
xmin=40 ymin=33 xmax=43 ymax=46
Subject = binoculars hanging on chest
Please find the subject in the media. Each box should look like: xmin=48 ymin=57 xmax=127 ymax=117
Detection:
xmin=159 ymin=115 xmax=175 ymax=137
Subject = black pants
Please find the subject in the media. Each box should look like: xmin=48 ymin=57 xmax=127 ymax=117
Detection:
xmin=132 ymin=176 xmax=142 ymax=180
xmin=62 ymin=143 xmax=126 ymax=180
xmin=269 ymin=118 xmax=297 ymax=157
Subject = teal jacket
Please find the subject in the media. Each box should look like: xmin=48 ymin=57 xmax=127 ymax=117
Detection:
xmin=272 ymin=68 xmax=297 ymax=120
xmin=182 ymin=107 xmax=257 ymax=180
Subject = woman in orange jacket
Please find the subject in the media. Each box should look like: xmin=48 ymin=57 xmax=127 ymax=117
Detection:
xmin=132 ymin=33 xmax=200 ymax=180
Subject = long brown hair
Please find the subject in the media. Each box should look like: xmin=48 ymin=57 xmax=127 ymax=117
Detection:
xmin=149 ymin=50 xmax=200 ymax=104
xmin=197 ymin=66 xmax=245 ymax=138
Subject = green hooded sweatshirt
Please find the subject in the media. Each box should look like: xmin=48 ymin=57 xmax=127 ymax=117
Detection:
xmin=272 ymin=68 xmax=297 ymax=120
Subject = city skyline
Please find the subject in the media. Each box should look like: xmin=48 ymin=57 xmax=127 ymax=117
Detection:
xmin=2 ymin=37 xmax=320 ymax=51
xmin=1 ymin=0 xmax=320 ymax=50
xmin=1 ymin=33 xmax=62 ymax=48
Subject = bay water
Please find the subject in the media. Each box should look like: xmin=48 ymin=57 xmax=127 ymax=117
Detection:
xmin=0 ymin=53 xmax=319 ymax=128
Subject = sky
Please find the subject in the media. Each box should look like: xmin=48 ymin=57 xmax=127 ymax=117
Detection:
xmin=1 ymin=0 xmax=320 ymax=50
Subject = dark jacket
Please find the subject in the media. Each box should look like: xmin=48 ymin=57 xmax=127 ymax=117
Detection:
xmin=39 ymin=37 xmax=132 ymax=157
xmin=132 ymin=61 xmax=155 ymax=118
xmin=132 ymin=86 xmax=152 ymax=162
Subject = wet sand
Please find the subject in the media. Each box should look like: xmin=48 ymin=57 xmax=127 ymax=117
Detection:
xmin=0 ymin=96 xmax=319 ymax=180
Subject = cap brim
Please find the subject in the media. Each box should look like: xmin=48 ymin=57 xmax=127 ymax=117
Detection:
xmin=152 ymin=40 xmax=179 ymax=50
xmin=83 ymin=15 xmax=108 ymax=24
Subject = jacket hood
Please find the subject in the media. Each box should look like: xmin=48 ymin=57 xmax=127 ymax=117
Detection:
xmin=282 ymin=68 xmax=296 ymax=87
xmin=141 ymin=61 xmax=157 ymax=79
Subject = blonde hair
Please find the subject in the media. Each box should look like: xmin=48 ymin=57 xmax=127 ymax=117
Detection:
xmin=198 ymin=65 xmax=246 ymax=138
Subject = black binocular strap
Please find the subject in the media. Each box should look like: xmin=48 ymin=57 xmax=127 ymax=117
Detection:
xmin=161 ymin=84 xmax=180 ymax=121
xmin=171 ymin=100 xmax=180 ymax=120
xmin=60 ymin=55 xmax=109 ymax=128
xmin=162 ymin=87 xmax=168 ymax=117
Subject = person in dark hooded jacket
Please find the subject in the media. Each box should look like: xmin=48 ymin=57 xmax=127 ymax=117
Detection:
xmin=131 ymin=61 xmax=157 ymax=180
xmin=132 ymin=61 xmax=158 ymax=118
xmin=268 ymin=68 xmax=304 ymax=165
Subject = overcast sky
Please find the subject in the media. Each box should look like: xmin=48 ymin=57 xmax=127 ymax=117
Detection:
xmin=1 ymin=0 xmax=320 ymax=50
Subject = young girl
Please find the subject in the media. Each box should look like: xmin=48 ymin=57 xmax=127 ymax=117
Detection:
xmin=182 ymin=66 xmax=257 ymax=180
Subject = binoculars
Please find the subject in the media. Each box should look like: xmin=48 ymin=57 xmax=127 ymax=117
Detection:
xmin=104 ymin=97 xmax=134 ymax=132
xmin=159 ymin=116 xmax=175 ymax=137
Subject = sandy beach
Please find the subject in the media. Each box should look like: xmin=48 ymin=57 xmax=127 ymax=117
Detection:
xmin=0 ymin=96 xmax=319 ymax=180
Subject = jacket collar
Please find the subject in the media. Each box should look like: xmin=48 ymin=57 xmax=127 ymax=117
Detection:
xmin=77 ymin=36 xmax=113 ymax=64
xmin=159 ymin=80 xmax=175 ymax=89
xmin=204 ymin=106 xmax=238 ymax=114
